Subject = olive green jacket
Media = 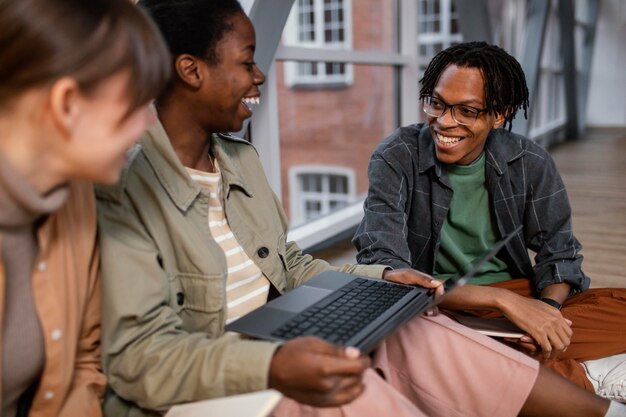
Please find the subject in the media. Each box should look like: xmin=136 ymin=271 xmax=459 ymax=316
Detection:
xmin=95 ymin=121 xmax=386 ymax=416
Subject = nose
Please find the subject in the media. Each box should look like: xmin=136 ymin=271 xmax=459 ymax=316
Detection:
xmin=436 ymin=106 xmax=457 ymax=127
xmin=254 ymin=64 xmax=266 ymax=86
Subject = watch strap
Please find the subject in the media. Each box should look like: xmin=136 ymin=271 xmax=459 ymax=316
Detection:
xmin=540 ymin=297 xmax=562 ymax=310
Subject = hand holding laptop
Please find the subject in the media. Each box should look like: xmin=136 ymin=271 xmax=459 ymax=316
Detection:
xmin=268 ymin=336 xmax=370 ymax=407
xmin=382 ymin=268 xmax=444 ymax=297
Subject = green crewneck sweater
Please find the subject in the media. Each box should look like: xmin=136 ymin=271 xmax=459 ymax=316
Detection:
xmin=433 ymin=153 xmax=512 ymax=285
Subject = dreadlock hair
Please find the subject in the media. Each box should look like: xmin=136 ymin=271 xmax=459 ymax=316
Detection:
xmin=138 ymin=0 xmax=244 ymax=102
xmin=419 ymin=42 xmax=529 ymax=131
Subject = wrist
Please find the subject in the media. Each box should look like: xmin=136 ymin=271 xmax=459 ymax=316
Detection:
xmin=493 ymin=287 xmax=519 ymax=314
xmin=381 ymin=267 xmax=392 ymax=280
xmin=540 ymin=297 xmax=562 ymax=310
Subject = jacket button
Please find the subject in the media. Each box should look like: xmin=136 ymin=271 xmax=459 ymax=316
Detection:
xmin=176 ymin=292 xmax=184 ymax=306
xmin=257 ymin=247 xmax=269 ymax=258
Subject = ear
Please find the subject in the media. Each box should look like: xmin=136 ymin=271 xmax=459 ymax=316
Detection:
xmin=174 ymin=54 xmax=203 ymax=89
xmin=48 ymin=77 xmax=82 ymax=139
xmin=491 ymin=112 xmax=506 ymax=130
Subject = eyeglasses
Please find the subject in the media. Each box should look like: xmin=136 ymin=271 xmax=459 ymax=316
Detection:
xmin=421 ymin=95 xmax=487 ymax=126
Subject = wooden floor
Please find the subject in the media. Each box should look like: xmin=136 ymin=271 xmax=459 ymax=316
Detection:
xmin=312 ymin=127 xmax=626 ymax=288
xmin=550 ymin=128 xmax=626 ymax=288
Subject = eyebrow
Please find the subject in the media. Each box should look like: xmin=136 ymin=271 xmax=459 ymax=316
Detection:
xmin=432 ymin=92 xmax=485 ymax=107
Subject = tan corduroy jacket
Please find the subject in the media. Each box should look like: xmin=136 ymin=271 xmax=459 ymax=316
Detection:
xmin=95 ymin=121 xmax=387 ymax=416
xmin=0 ymin=181 xmax=106 ymax=417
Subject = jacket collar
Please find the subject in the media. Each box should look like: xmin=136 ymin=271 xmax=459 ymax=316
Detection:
xmin=417 ymin=123 xmax=525 ymax=177
xmin=140 ymin=121 xmax=253 ymax=212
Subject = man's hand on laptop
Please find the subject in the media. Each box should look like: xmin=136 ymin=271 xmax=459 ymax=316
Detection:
xmin=268 ymin=336 xmax=370 ymax=407
xmin=382 ymin=268 xmax=444 ymax=298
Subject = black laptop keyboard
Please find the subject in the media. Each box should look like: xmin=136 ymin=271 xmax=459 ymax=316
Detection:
xmin=270 ymin=278 xmax=414 ymax=345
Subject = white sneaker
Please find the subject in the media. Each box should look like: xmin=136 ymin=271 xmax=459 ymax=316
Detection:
xmin=582 ymin=353 xmax=626 ymax=403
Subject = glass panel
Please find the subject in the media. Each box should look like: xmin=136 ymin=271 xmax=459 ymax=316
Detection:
xmin=302 ymin=174 xmax=322 ymax=192
xmin=277 ymin=63 xmax=396 ymax=224
xmin=329 ymin=175 xmax=347 ymax=193
xmin=305 ymin=200 xmax=322 ymax=219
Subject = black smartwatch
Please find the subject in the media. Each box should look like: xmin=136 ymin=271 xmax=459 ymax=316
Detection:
xmin=540 ymin=297 xmax=562 ymax=310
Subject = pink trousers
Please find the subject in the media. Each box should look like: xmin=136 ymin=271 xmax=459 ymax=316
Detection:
xmin=273 ymin=314 xmax=539 ymax=417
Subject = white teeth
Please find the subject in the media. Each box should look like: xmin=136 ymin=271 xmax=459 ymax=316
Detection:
xmin=437 ymin=133 xmax=461 ymax=144
xmin=242 ymin=97 xmax=260 ymax=106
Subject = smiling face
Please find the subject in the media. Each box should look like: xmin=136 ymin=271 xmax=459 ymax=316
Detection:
xmin=199 ymin=12 xmax=265 ymax=133
xmin=427 ymin=64 xmax=504 ymax=165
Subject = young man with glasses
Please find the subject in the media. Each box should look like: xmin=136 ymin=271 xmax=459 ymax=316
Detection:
xmin=354 ymin=41 xmax=626 ymax=401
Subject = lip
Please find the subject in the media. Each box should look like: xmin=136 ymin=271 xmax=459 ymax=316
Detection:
xmin=432 ymin=129 xmax=465 ymax=149
xmin=240 ymin=94 xmax=261 ymax=115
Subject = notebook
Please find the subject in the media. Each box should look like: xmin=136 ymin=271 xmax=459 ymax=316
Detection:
xmin=451 ymin=313 xmax=525 ymax=338
xmin=164 ymin=390 xmax=282 ymax=417
xmin=226 ymin=225 xmax=522 ymax=353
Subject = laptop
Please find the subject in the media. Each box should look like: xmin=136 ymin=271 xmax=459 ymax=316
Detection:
xmin=227 ymin=225 xmax=522 ymax=353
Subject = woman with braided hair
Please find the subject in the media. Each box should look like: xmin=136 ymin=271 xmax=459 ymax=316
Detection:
xmin=355 ymin=41 xmax=626 ymax=400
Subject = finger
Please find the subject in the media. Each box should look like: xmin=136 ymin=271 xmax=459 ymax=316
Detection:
xmin=301 ymin=337 xmax=354 ymax=357
xmin=554 ymin=322 xmax=573 ymax=344
xmin=327 ymin=377 xmax=366 ymax=406
xmin=534 ymin=332 xmax=552 ymax=359
xmin=424 ymin=306 xmax=439 ymax=316
xmin=516 ymin=341 xmax=539 ymax=352
xmin=344 ymin=346 xmax=361 ymax=359
xmin=316 ymin=352 xmax=370 ymax=378
xmin=564 ymin=318 xmax=572 ymax=326
xmin=547 ymin=328 xmax=571 ymax=359
xmin=385 ymin=269 xmax=442 ymax=291
xmin=316 ymin=376 xmax=366 ymax=407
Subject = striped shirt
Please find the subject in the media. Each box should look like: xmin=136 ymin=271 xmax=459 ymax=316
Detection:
xmin=186 ymin=165 xmax=270 ymax=324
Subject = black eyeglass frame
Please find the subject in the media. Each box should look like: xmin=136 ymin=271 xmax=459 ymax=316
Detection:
xmin=421 ymin=95 xmax=489 ymax=126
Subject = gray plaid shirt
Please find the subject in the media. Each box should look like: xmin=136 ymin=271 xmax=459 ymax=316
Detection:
xmin=353 ymin=123 xmax=590 ymax=296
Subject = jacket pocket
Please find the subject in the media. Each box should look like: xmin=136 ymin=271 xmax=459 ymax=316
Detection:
xmin=174 ymin=272 xmax=224 ymax=313
xmin=169 ymin=273 xmax=225 ymax=334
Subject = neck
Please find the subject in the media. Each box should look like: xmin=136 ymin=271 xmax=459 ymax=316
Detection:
xmin=0 ymin=96 xmax=69 ymax=195
xmin=156 ymin=99 xmax=213 ymax=171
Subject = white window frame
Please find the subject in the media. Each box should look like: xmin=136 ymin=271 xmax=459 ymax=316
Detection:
xmin=416 ymin=0 xmax=462 ymax=70
xmin=288 ymin=166 xmax=356 ymax=226
xmin=283 ymin=0 xmax=354 ymax=87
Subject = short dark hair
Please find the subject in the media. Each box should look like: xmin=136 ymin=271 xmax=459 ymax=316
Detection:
xmin=0 ymin=0 xmax=171 ymax=117
xmin=419 ymin=42 xmax=529 ymax=131
xmin=138 ymin=0 xmax=244 ymax=65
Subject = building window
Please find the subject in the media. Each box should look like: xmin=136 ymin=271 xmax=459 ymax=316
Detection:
xmin=417 ymin=0 xmax=462 ymax=71
xmin=289 ymin=166 xmax=356 ymax=225
xmin=284 ymin=0 xmax=353 ymax=87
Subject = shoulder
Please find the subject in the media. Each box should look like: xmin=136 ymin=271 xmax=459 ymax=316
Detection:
xmin=492 ymin=129 xmax=552 ymax=160
xmin=373 ymin=123 xmax=425 ymax=160
xmin=214 ymin=132 xmax=260 ymax=159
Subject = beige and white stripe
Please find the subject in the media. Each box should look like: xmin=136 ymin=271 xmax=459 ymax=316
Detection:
xmin=186 ymin=165 xmax=270 ymax=324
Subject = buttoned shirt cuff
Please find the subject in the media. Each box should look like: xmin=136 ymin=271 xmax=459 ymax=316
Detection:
xmin=534 ymin=263 xmax=590 ymax=296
